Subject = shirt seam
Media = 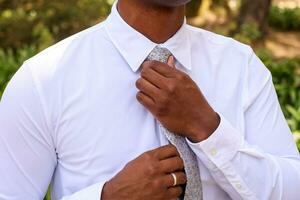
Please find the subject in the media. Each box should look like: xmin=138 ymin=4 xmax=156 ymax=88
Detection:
xmin=23 ymin=61 xmax=57 ymax=162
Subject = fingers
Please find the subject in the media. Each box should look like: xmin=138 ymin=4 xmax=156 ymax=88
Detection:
xmin=150 ymin=145 xmax=180 ymax=160
xmin=167 ymin=56 xmax=175 ymax=68
xmin=164 ymin=171 xmax=187 ymax=187
xmin=136 ymin=91 xmax=155 ymax=109
xmin=160 ymin=156 xmax=184 ymax=173
xmin=137 ymin=59 xmax=184 ymax=107
xmin=140 ymin=66 xmax=167 ymax=89
xmin=166 ymin=186 xmax=183 ymax=199
xmin=136 ymin=77 xmax=160 ymax=100
xmin=142 ymin=61 xmax=177 ymax=78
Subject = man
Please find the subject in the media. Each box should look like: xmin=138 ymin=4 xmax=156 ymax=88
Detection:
xmin=0 ymin=0 xmax=299 ymax=199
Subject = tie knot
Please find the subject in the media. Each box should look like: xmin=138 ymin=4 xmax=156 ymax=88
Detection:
xmin=146 ymin=46 xmax=172 ymax=64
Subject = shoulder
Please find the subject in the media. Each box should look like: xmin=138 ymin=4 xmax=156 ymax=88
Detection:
xmin=186 ymin=24 xmax=270 ymax=77
xmin=186 ymin=25 xmax=271 ymax=99
xmin=186 ymin=24 xmax=253 ymax=60
xmin=10 ymin=21 xmax=112 ymax=114
xmin=24 ymin=21 xmax=108 ymax=82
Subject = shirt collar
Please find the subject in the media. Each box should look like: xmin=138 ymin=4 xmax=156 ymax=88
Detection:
xmin=104 ymin=1 xmax=192 ymax=72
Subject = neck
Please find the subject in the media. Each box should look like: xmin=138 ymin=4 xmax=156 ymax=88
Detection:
xmin=117 ymin=0 xmax=185 ymax=44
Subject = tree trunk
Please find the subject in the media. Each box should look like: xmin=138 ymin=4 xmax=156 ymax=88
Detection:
xmin=234 ymin=0 xmax=272 ymax=37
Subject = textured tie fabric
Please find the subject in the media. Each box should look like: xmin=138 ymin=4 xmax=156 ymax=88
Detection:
xmin=146 ymin=46 xmax=203 ymax=200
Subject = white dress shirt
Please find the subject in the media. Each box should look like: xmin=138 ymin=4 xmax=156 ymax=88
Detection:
xmin=1 ymin=2 xmax=300 ymax=200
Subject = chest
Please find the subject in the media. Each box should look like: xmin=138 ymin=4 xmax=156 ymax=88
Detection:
xmin=52 ymin=57 xmax=245 ymax=177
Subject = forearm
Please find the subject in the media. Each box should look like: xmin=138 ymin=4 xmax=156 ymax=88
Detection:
xmin=199 ymin=145 xmax=300 ymax=200
xmin=188 ymin=115 xmax=300 ymax=200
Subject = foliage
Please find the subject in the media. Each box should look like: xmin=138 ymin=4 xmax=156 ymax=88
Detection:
xmin=269 ymin=6 xmax=300 ymax=31
xmin=0 ymin=0 xmax=112 ymax=50
xmin=233 ymin=22 xmax=262 ymax=44
xmin=186 ymin=0 xmax=202 ymax=17
xmin=0 ymin=46 xmax=38 ymax=97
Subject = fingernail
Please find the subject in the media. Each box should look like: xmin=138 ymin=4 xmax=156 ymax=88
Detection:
xmin=168 ymin=56 xmax=175 ymax=68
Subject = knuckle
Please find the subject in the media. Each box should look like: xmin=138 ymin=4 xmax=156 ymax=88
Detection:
xmin=151 ymin=151 xmax=159 ymax=160
xmin=172 ymin=145 xmax=178 ymax=151
xmin=166 ymin=82 xmax=176 ymax=95
xmin=151 ymin=179 xmax=163 ymax=190
xmin=178 ymin=172 xmax=187 ymax=183
xmin=146 ymin=163 xmax=159 ymax=176
xmin=177 ymin=73 xmax=187 ymax=81
xmin=178 ymin=157 xmax=184 ymax=166
xmin=169 ymin=145 xmax=179 ymax=154
xmin=159 ymin=94 xmax=169 ymax=105
xmin=143 ymin=151 xmax=153 ymax=160
xmin=169 ymin=145 xmax=178 ymax=155
xmin=177 ymin=161 xmax=184 ymax=170
xmin=168 ymin=144 xmax=176 ymax=150
xmin=142 ymin=152 xmax=160 ymax=175
xmin=124 ymin=161 xmax=133 ymax=169
xmin=142 ymin=61 xmax=152 ymax=69
xmin=140 ymin=67 xmax=148 ymax=78
xmin=151 ymin=60 xmax=160 ymax=68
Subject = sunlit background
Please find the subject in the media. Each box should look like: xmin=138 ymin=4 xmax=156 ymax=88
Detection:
xmin=0 ymin=1 xmax=299 ymax=199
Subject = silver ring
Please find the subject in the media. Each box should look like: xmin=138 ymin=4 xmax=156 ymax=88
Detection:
xmin=171 ymin=172 xmax=177 ymax=186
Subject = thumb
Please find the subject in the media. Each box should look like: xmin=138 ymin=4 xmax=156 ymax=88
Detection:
xmin=167 ymin=56 xmax=175 ymax=68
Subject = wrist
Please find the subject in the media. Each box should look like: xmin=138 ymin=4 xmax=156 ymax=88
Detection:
xmin=187 ymin=112 xmax=220 ymax=143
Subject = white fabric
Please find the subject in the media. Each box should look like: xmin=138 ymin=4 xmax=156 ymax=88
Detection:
xmin=0 ymin=1 xmax=300 ymax=200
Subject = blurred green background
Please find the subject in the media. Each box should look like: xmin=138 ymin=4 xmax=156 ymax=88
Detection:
xmin=0 ymin=0 xmax=299 ymax=199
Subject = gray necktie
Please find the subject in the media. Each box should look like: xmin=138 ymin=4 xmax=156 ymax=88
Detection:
xmin=146 ymin=46 xmax=203 ymax=200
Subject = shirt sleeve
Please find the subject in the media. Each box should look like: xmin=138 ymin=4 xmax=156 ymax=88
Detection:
xmin=60 ymin=182 xmax=105 ymax=200
xmin=0 ymin=63 xmax=112 ymax=200
xmin=187 ymin=50 xmax=300 ymax=200
xmin=0 ymin=63 xmax=57 ymax=199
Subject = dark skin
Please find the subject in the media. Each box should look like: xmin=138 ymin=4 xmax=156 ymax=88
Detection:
xmin=137 ymin=57 xmax=220 ymax=143
xmin=118 ymin=0 xmax=186 ymax=43
xmin=102 ymin=145 xmax=186 ymax=200
xmin=102 ymin=0 xmax=220 ymax=199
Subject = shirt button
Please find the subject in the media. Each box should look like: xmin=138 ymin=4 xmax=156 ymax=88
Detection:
xmin=210 ymin=148 xmax=218 ymax=156
xmin=236 ymin=183 xmax=242 ymax=190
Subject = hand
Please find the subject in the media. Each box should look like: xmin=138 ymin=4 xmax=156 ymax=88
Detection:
xmin=136 ymin=57 xmax=220 ymax=142
xmin=101 ymin=145 xmax=186 ymax=200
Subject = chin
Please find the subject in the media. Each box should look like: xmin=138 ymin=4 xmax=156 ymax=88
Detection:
xmin=146 ymin=0 xmax=192 ymax=7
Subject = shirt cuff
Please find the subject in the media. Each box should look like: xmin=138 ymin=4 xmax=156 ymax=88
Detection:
xmin=60 ymin=182 xmax=105 ymax=200
xmin=186 ymin=113 xmax=244 ymax=168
